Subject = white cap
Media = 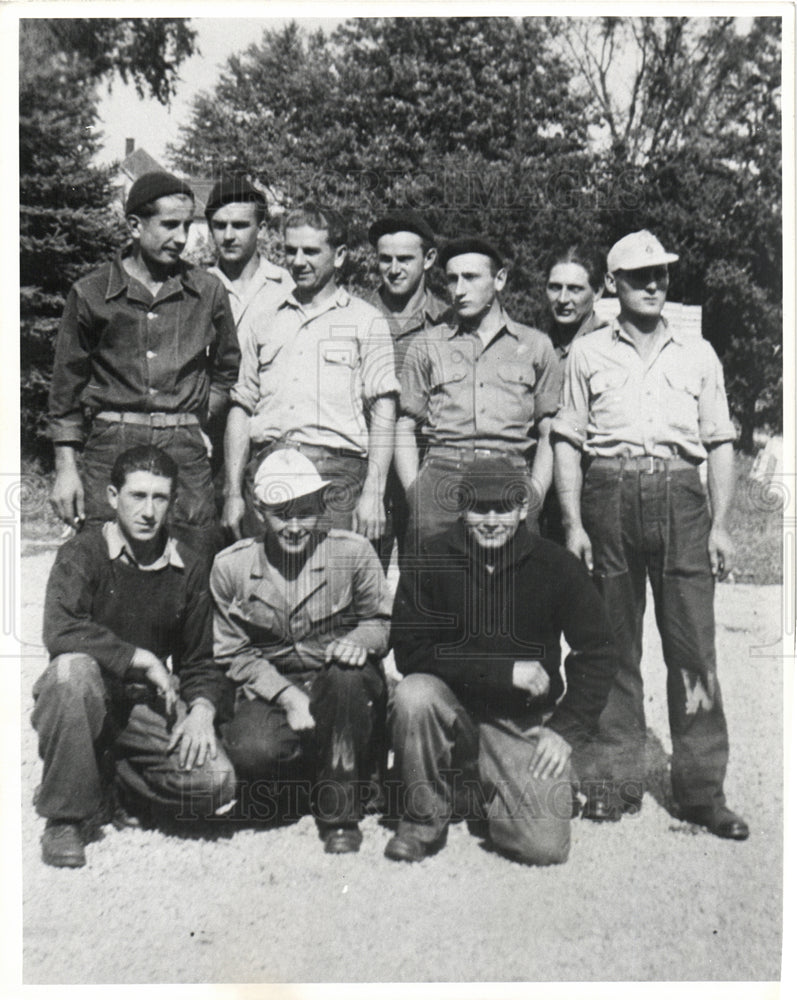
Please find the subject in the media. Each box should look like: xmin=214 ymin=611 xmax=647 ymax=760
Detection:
xmin=253 ymin=449 xmax=330 ymax=507
xmin=606 ymin=230 xmax=679 ymax=273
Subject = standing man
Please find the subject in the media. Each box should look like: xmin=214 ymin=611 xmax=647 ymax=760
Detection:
xmin=222 ymin=203 xmax=399 ymax=540
xmin=387 ymin=455 xmax=616 ymax=864
xmin=396 ymin=237 xmax=561 ymax=550
xmin=33 ymin=445 xmax=236 ymax=868
xmin=553 ymin=229 xmax=748 ymax=839
xmin=366 ymin=209 xmax=448 ymax=567
xmin=48 ymin=171 xmax=239 ymax=560
xmin=212 ymin=449 xmax=391 ymax=854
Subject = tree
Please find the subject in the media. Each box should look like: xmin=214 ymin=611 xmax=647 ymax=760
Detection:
xmin=20 ymin=19 xmax=198 ymax=463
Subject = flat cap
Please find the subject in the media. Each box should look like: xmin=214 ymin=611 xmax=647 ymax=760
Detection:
xmin=606 ymin=230 xmax=679 ymax=273
xmin=368 ymin=209 xmax=436 ymax=247
xmin=125 ymin=171 xmax=194 ymax=216
xmin=458 ymin=455 xmax=530 ymax=507
xmin=205 ymin=176 xmax=267 ymax=220
xmin=439 ymin=237 xmax=504 ymax=270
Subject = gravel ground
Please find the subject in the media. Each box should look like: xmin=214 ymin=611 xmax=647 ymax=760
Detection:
xmin=18 ymin=548 xmax=783 ymax=984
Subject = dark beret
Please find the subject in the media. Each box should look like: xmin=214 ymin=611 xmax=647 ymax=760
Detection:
xmin=438 ymin=237 xmax=504 ymax=269
xmin=460 ymin=455 xmax=530 ymax=506
xmin=125 ymin=172 xmax=194 ymax=216
xmin=368 ymin=209 xmax=436 ymax=247
xmin=205 ymin=177 xmax=267 ymax=220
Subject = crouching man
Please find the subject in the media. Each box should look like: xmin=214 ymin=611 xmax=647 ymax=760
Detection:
xmin=387 ymin=456 xmax=616 ymax=865
xmin=211 ymin=449 xmax=391 ymax=854
xmin=33 ymin=445 xmax=236 ymax=868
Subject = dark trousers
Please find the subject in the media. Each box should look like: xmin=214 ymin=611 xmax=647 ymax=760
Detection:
xmin=223 ymin=661 xmax=387 ymax=826
xmin=580 ymin=462 xmax=729 ymax=810
xmin=31 ymin=654 xmax=236 ymax=821
xmin=390 ymin=673 xmax=573 ymax=865
xmin=81 ymin=419 xmax=221 ymax=562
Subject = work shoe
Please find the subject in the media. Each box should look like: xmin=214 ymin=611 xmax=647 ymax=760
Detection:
xmin=680 ymin=805 xmax=749 ymax=841
xmin=323 ymin=825 xmax=363 ymax=854
xmin=384 ymin=831 xmax=430 ymax=863
xmin=41 ymin=820 xmax=86 ymax=868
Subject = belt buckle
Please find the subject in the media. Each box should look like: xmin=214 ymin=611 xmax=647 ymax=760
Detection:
xmin=642 ymin=456 xmax=656 ymax=474
xmin=150 ymin=413 xmax=167 ymax=429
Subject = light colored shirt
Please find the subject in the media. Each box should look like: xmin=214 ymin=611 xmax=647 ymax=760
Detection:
xmin=208 ymin=254 xmax=290 ymax=331
xmin=232 ymin=287 xmax=399 ymax=455
xmin=552 ymin=317 xmax=736 ymax=460
xmin=211 ymin=531 xmax=392 ymax=702
xmin=399 ymin=309 xmax=561 ymax=453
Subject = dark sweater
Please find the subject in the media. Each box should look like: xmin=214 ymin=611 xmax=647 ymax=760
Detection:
xmin=390 ymin=523 xmax=617 ymax=750
xmin=43 ymin=526 xmax=228 ymax=710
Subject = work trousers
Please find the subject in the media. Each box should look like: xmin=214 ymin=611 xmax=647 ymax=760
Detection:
xmin=223 ymin=661 xmax=387 ymax=826
xmin=580 ymin=462 xmax=730 ymax=810
xmin=31 ymin=653 xmax=236 ymax=822
xmin=390 ymin=673 xmax=573 ymax=865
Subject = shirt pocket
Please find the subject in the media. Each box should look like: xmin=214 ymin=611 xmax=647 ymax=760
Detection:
xmin=588 ymin=368 xmax=630 ymax=432
xmin=496 ymin=363 xmax=537 ymax=424
xmin=319 ymin=340 xmax=359 ymax=401
xmin=662 ymin=369 xmax=701 ymax=433
xmin=256 ymin=342 xmax=284 ymax=402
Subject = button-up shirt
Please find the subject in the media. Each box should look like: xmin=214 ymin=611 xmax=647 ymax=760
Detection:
xmin=552 ymin=317 xmax=736 ymax=460
xmin=399 ymin=308 xmax=562 ymax=453
xmin=211 ymin=531 xmax=392 ymax=703
xmin=232 ymin=286 xmax=400 ymax=455
xmin=48 ymin=252 xmax=239 ymax=445
xmin=547 ymin=310 xmax=604 ymax=369
xmin=208 ymin=254 xmax=291 ymax=331
xmin=365 ymin=285 xmax=449 ymax=375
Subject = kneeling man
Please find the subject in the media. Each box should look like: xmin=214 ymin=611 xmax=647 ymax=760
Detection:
xmin=212 ymin=449 xmax=391 ymax=853
xmin=33 ymin=445 xmax=236 ymax=868
xmin=388 ymin=456 xmax=616 ymax=865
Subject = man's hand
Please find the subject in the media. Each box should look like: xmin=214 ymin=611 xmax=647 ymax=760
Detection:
xmin=352 ymin=481 xmax=386 ymax=540
xmin=167 ymin=701 xmax=217 ymax=770
xmin=565 ymin=525 xmax=593 ymax=573
xmin=132 ymin=649 xmax=178 ymax=716
xmin=708 ymin=526 xmax=735 ymax=581
xmin=325 ymin=638 xmax=369 ymax=668
xmin=527 ymin=727 xmax=572 ymax=780
xmin=512 ymin=660 xmax=551 ymax=700
xmin=221 ymin=494 xmax=246 ymax=540
xmin=51 ymin=466 xmax=85 ymax=527
xmin=277 ymin=685 xmax=315 ymax=732
xmin=199 ymin=429 xmax=214 ymax=460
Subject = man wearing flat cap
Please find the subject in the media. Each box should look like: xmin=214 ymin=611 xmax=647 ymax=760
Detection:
xmin=387 ymin=454 xmax=616 ymax=865
xmin=211 ymin=448 xmax=391 ymax=854
xmin=553 ymin=229 xmax=748 ymax=841
xmin=366 ymin=208 xmax=448 ymax=567
xmin=48 ymin=170 xmax=238 ymax=561
xmin=396 ymin=236 xmax=561 ymax=550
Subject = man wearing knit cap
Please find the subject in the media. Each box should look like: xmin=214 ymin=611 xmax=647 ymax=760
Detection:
xmin=48 ymin=170 xmax=238 ymax=561
xmin=553 ymin=229 xmax=748 ymax=841
xmin=366 ymin=208 xmax=448 ymax=568
xmin=396 ymin=236 xmax=561 ymax=550
xmin=212 ymin=448 xmax=391 ymax=854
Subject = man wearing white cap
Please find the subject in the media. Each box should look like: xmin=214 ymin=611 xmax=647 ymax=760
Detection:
xmin=210 ymin=449 xmax=391 ymax=853
xmin=553 ymin=230 xmax=748 ymax=841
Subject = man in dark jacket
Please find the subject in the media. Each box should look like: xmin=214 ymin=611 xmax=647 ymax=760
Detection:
xmin=387 ymin=455 xmax=616 ymax=865
xmin=33 ymin=445 xmax=236 ymax=868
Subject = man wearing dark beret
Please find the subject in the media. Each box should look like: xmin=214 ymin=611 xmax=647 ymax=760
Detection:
xmin=395 ymin=236 xmax=562 ymax=549
xmin=48 ymin=170 xmax=238 ymax=562
xmin=365 ymin=208 xmax=448 ymax=568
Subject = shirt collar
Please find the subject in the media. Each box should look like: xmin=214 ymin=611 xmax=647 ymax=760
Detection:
xmin=250 ymin=531 xmax=330 ymax=579
xmin=611 ymin=314 xmax=680 ymax=346
xmin=283 ymin=284 xmax=351 ymax=316
xmin=448 ymin=305 xmax=518 ymax=342
xmin=103 ymin=520 xmax=184 ymax=571
xmin=208 ymin=255 xmax=287 ymax=294
xmin=105 ymin=251 xmax=201 ymax=302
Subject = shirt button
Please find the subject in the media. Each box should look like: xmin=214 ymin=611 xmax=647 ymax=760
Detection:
xmin=146 ymin=350 xmax=157 ymax=360
xmin=149 ymin=387 xmax=157 ymax=395
xmin=146 ymin=312 xmax=157 ymax=321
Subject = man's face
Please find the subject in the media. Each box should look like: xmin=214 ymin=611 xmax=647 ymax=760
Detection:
xmin=610 ymin=265 xmax=669 ymax=321
xmin=209 ymin=202 xmax=262 ymax=266
xmin=376 ymin=231 xmax=435 ymax=299
xmin=447 ymin=254 xmax=506 ymax=323
xmin=546 ymin=262 xmax=598 ymax=328
xmin=464 ymin=501 xmax=525 ymax=552
xmin=129 ymin=195 xmax=194 ymax=269
xmin=107 ymin=470 xmax=173 ymax=546
xmin=284 ymin=225 xmax=344 ymax=297
xmin=261 ymin=497 xmax=322 ymax=557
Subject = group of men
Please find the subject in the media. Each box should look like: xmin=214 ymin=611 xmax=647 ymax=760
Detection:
xmin=33 ymin=169 xmax=748 ymax=871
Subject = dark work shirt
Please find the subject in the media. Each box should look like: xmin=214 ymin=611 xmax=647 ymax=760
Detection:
xmin=390 ymin=523 xmax=616 ymax=750
xmin=48 ymin=252 xmax=239 ymax=444
xmin=365 ymin=286 xmax=449 ymax=375
xmin=43 ymin=525 xmax=229 ymax=711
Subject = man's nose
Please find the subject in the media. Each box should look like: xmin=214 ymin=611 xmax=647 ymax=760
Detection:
xmin=223 ymin=224 xmax=235 ymax=241
xmin=142 ymin=496 xmax=155 ymax=518
xmin=557 ymin=287 xmax=570 ymax=303
xmin=286 ymin=517 xmax=302 ymax=532
xmin=293 ymin=249 xmax=306 ymax=266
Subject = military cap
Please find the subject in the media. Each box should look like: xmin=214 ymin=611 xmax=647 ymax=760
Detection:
xmin=606 ymin=230 xmax=679 ymax=273
xmin=439 ymin=237 xmax=504 ymax=270
xmin=125 ymin=172 xmax=194 ymax=216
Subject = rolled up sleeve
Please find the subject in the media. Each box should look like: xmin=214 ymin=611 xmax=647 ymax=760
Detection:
xmin=698 ymin=343 xmax=737 ymax=446
xmin=533 ymin=338 xmax=564 ymax=421
xmin=361 ymin=313 xmax=400 ymax=403
xmin=399 ymin=338 xmax=432 ymax=421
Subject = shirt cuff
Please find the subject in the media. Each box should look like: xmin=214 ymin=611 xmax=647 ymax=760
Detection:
xmin=49 ymin=417 xmax=87 ymax=445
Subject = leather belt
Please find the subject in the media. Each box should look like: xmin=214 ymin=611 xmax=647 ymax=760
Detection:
xmin=253 ymin=439 xmax=365 ymax=462
xmin=427 ymin=444 xmax=528 ymax=462
xmin=95 ymin=411 xmax=200 ymax=428
xmin=590 ymin=455 xmax=699 ymax=474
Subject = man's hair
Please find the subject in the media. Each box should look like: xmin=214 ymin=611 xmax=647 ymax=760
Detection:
xmin=545 ymin=243 xmax=605 ymax=293
xmin=131 ymin=192 xmax=195 ymax=221
xmin=208 ymin=199 xmax=268 ymax=227
xmin=110 ymin=445 xmax=178 ymax=492
xmin=283 ymin=203 xmax=347 ymax=248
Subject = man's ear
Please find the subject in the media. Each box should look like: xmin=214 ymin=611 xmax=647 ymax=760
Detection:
xmin=494 ymin=266 xmax=508 ymax=294
xmin=126 ymin=214 xmax=142 ymax=241
xmin=107 ymin=483 xmax=119 ymax=513
xmin=334 ymin=244 xmax=348 ymax=269
xmin=518 ymin=499 xmax=529 ymax=522
xmin=604 ymin=271 xmax=617 ymax=296
xmin=423 ymin=247 xmax=438 ymax=272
